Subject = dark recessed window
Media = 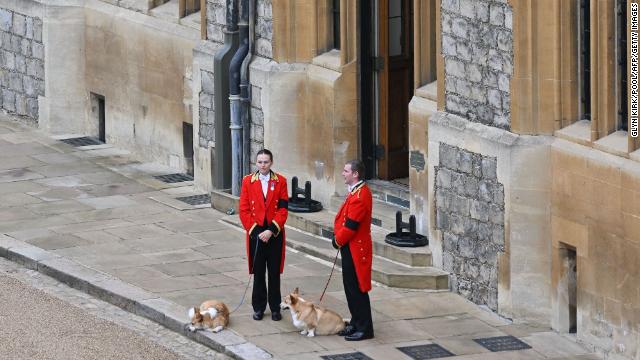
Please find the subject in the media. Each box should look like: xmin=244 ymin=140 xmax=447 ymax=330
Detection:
xmin=333 ymin=0 xmax=340 ymax=50
xmin=580 ymin=0 xmax=591 ymax=121
xmin=618 ymin=0 xmax=628 ymax=131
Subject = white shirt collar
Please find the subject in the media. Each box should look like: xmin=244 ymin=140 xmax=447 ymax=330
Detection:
xmin=348 ymin=180 xmax=363 ymax=192
xmin=258 ymin=172 xmax=270 ymax=181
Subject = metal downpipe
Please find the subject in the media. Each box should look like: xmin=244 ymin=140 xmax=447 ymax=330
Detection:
xmin=212 ymin=0 xmax=239 ymax=190
xmin=240 ymin=0 xmax=256 ymax=176
xmin=229 ymin=0 xmax=249 ymax=195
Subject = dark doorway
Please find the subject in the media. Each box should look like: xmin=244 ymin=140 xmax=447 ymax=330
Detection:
xmin=360 ymin=0 xmax=375 ymax=179
xmin=98 ymin=96 xmax=105 ymax=143
xmin=559 ymin=245 xmax=577 ymax=334
xmin=91 ymin=93 xmax=106 ymax=143
xmin=360 ymin=0 xmax=414 ymax=180
xmin=183 ymin=122 xmax=194 ymax=177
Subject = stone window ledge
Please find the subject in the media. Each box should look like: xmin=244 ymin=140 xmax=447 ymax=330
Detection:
xmin=554 ymin=120 xmax=591 ymax=147
xmin=415 ymin=81 xmax=438 ymax=102
xmin=556 ymin=120 xmax=631 ymax=159
xmin=311 ymin=49 xmax=342 ymax=72
xmin=630 ymin=147 xmax=640 ymax=162
xmin=593 ymin=131 xmax=629 ymax=158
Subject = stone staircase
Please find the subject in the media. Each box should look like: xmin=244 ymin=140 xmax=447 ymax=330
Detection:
xmin=367 ymin=179 xmax=411 ymax=208
xmin=211 ymin=187 xmax=449 ymax=290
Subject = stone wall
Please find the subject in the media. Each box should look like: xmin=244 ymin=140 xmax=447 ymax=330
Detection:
xmin=434 ymin=142 xmax=505 ymax=310
xmin=198 ymin=70 xmax=215 ymax=148
xmin=246 ymin=0 xmax=272 ymax=165
xmin=199 ymin=0 xmax=223 ymax=148
xmin=551 ymin=141 xmax=640 ymax=360
xmin=84 ymin=2 xmax=198 ymax=168
xmin=206 ymin=0 xmax=225 ymax=44
xmin=0 ymin=8 xmax=44 ymax=121
xmin=441 ymin=0 xmax=513 ymax=129
xmin=255 ymin=0 xmax=272 ymax=60
xmin=249 ymin=79 xmax=264 ymax=163
xmin=200 ymin=0 xmax=269 ymax=163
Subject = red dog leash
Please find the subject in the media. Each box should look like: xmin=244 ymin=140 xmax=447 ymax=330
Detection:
xmin=318 ymin=249 xmax=340 ymax=304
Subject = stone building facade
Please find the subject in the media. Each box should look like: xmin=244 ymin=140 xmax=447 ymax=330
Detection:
xmin=8 ymin=0 xmax=639 ymax=359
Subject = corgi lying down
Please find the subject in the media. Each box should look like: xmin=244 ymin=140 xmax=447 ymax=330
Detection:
xmin=187 ymin=300 xmax=229 ymax=333
xmin=280 ymin=287 xmax=346 ymax=337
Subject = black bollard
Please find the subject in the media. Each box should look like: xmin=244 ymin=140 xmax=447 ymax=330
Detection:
xmin=288 ymin=176 xmax=323 ymax=213
xmin=385 ymin=211 xmax=428 ymax=247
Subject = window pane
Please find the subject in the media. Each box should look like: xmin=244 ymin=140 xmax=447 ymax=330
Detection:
xmin=389 ymin=0 xmax=402 ymax=18
xmin=389 ymin=17 xmax=402 ymax=56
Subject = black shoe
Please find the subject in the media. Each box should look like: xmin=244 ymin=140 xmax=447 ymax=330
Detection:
xmin=271 ymin=311 xmax=282 ymax=321
xmin=252 ymin=311 xmax=264 ymax=321
xmin=337 ymin=324 xmax=356 ymax=336
xmin=345 ymin=331 xmax=374 ymax=341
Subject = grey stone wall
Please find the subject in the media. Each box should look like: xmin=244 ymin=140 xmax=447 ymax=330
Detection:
xmin=201 ymin=1 xmax=268 ymax=157
xmin=249 ymin=0 xmax=270 ymax=160
xmin=249 ymin=83 xmax=264 ymax=165
xmin=206 ymin=0 xmax=225 ymax=44
xmin=255 ymin=0 xmax=272 ymax=59
xmin=434 ymin=143 xmax=505 ymax=311
xmin=0 ymin=8 xmax=44 ymax=121
xmin=205 ymin=0 xmax=272 ymax=59
xmin=441 ymin=0 xmax=513 ymax=130
xmin=198 ymin=69 xmax=215 ymax=148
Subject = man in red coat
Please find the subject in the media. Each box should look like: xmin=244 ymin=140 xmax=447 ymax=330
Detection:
xmin=332 ymin=159 xmax=374 ymax=341
xmin=239 ymin=149 xmax=288 ymax=321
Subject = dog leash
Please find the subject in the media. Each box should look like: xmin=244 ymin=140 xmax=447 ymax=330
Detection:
xmin=229 ymin=235 xmax=261 ymax=314
xmin=318 ymin=249 xmax=340 ymax=304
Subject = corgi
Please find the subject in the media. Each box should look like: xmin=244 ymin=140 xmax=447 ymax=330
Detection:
xmin=187 ymin=300 xmax=230 ymax=333
xmin=280 ymin=287 xmax=346 ymax=337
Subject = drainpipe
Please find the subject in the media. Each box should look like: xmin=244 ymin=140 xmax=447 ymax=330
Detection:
xmin=229 ymin=0 xmax=249 ymax=195
xmin=240 ymin=0 xmax=255 ymax=176
xmin=212 ymin=0 xmax=239 ymax=190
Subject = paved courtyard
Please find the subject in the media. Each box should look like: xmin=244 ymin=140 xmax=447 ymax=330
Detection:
xmin=0 ymin=115 xmax=601 ymax=360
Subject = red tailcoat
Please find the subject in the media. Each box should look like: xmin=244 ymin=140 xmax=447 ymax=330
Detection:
xmin=334 ymin=182 xmax=373 ymax=292
xmin=239 ymin=171 xmax=288 ymax=274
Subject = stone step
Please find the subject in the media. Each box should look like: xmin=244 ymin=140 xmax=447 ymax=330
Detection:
xmin=220 ymin=215 xmax=449 ymax=290
xmin=367 ymin=179 xmax=410 ymax=208
xmin=211 ymin=189 xmax=432 ymax=267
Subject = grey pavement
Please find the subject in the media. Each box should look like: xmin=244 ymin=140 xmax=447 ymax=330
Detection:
xmin=0 ymin=257 xmax=229 ymax=360
xmin=0 ymin=115 xmax=601 ymax=360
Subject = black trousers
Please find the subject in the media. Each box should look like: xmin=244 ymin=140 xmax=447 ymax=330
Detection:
xmin=340 ymin=245 xmax=374 ymax=335
xmin=250 ymin=223 xmax=283 ymax=313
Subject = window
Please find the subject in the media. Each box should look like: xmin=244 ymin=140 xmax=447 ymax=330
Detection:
xmin=333 ymin=0 xmax=340 ymax=50
xmin=579 ymin=0 xmax=591 ymax=121
xmin=618 ymin=0 xmax=628 ymax=131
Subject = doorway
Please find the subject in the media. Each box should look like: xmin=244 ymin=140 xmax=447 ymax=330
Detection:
xmin=91 ymin=93 xmax=106 ymax=143
xmin=183 ymin=122 xmax=194 ymax=177
xmin=558 ymin=244 xmax=577 ymax=334
xmin=360 ymin=0 xmax=414 ymax=180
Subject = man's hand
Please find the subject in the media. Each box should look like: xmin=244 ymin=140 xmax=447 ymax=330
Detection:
xmin=259 ymin=229 xmax=273 ymax=242
xmin=332 ymin=237 xmax=339 ymax=249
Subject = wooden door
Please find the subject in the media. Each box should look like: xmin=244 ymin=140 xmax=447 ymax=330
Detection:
xmin=377 ymin=0 xmax=413 ymax=180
